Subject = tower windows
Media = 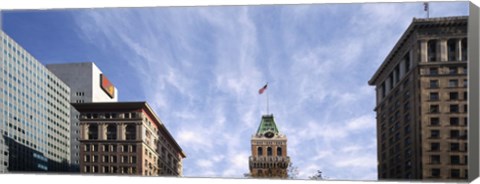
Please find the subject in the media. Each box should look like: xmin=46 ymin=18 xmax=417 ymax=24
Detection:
xmin=267 ymin=147 xmax=273 ymax=156
xmin=277 ymin=147 xmax=282 ymax=156
xmin=257 ymin=147 xmax=263 ymax=156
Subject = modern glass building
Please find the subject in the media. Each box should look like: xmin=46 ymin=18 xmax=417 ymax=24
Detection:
xmin=0 ymin=30 xmax=71 ymax=172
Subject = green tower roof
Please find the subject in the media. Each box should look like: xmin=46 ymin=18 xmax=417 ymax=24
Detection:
xmin=256 ymin=114 xmax=280 ymax=135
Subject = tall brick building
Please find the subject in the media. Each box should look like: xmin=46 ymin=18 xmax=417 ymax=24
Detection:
xmin=369 ymin=16 xmax=468 ymax=180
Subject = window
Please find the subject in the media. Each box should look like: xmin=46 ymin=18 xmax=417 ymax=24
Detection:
xmin=430 ymin=80 xmax=439 ymax=88
xmin=107 ymin=125 xmax=117 ymax=140
xmin=277 ymin=147 xmax=282 ymax=156
xmin=450 ymin=117 xmax=459 ymax=126
xmin=431 ymin=168 xmax=441 ymax=178
xmin=88 ymin=124 xmax=98 ymax=140
xmin=448 ymin=79 xmax=458 ymax=87
xmin=267 ymin=147 xmax=272 ymax=156
xmin=125 ymin=125 xmax=136 ymax=140
xmin=431 ymin=155 xmax=440 ymax=164
xmin=428 ymin=40 xmax=437 ymax=62
xmin=450 ymin=105 xmax=459 ymax=113
xmin=430 ymin=105 xmax=439 ymax=113
xmin=449 ymin=67 xmax=457 ymax=74
xmin=450 ymin=143 xmax=460 ymax=151
xmin=464 ymin=104 xmax=467 ymax=112
xmin=430 ymin=143 xmax=440 ymax=151
xmin=257 ymin=147 xmax=263 ymax=156
xmin=431 ymin=130 xmax=440 ymax=138
xmin=464 ymin=91 xmax=468 ymax=100
xmin=429 ymin=92 xmax=439 ymax=101
xmin=450 ymin=130 xmax=460 ymax=139
xmin=463 ymin=79 xmax=467 ymax=87
xmin=449 ymin=92 xmax=458 ymax=100
xmin=451 ymin=169 xmax=461 ymax=178
xmin=450 ymin=155 xmax=460 ymax=165
xmin=430 ymin=68 xmax=438 ymax=75
xmin=430 ymin=117 xmax=440 ymax=126
xmin=447 ymin=39 xmax=457 ymax=61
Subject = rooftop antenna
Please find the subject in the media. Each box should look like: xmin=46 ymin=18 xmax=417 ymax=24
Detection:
xmin=424 ymin=2 xmax=430 ymax=18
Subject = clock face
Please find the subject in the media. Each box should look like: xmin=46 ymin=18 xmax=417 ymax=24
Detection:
xmin=264 ymin=131 xmax=274 ymax=138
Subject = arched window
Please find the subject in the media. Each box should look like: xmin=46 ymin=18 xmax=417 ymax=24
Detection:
xmin=126 ymin=124 xmax=136 ymax=140
xmin=88 ymin=124 xmax=98 ymax=140
xmin=277 ymin=147 xmax=282 ymax=156
xmin=267 ymin=147 xmax=272 ymax=156
xmin=427 ymin=40 xmax=437 ymax=62
xmin=107 ymin=124 xmax=117 ymax=140
xmin=257 ymin=147 xmax=263 ymax=156
xmin=447 ymin=39 xmax=457 ymax=61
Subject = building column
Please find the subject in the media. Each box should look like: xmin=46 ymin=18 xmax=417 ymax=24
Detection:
xmin=457 ymin=39 xmax=462 ymax=61
xmin=439 ymin=39 xmax=447 ymax=62
xmin=119 ymin=124 xmax=126 ymax=140
xmin=99 ymin=123 xmax=107 ymax=140
xmin=420 ymin=40 xmax=428 ymax=62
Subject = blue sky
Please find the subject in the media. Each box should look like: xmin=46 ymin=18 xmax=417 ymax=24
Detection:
xmin=0 ymin=2 xmax=468 ymax=180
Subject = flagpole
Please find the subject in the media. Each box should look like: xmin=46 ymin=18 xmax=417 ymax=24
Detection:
xmin=267 ymin=84 xmax=269 ymax=115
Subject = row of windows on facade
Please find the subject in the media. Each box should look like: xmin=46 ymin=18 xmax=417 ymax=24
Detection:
xmin=378 ymin=79 xmax=412 ymax=112
xmin=81 ymin=112 xmax=140 ymax=120
xmin=1 ymin=76 xmax=70 ymax=122
xmin=256 ymin=147 xmax=283 ymax=156
xmin=429 ymin=117 xmax=468 ymax=126
xmin=380 ymin=52 xmax=412 ymax=99
xmin=2 ymin=37 xmax=70 ymax=94
xmin=2 ymin=129 xmax=68 ymax=159
xmin=429 ymin=154 xmax=467 ymax=165
xmin=86 ymin=124 xmax=136 ymax=140
xmin=428 ymin=67 xmax=468 ymax=77
xmin=84 ymin=144 xmax=136 ymax=153
xmin=84 ymin=165 xmax=137 ymax=174
xmin=252 ymin=162 xmax=288 ymax=169
xmin=1 ymin=70 xmax=69 ymax=113
xmin=429 ymin=104 xmax=467 ymax=113
xmin=426 ymin=38 xmax=468 ymax=62
xmin=429 ymin=168 xmax=467 ymax=179
xmin=254 ymin=141 xmax=285 ymax=145
xmin=429 ymin=129 xmax=467 ymax=140
xmin=1 ymin=59 xmax=70 ymax=111
xmin=428 ymin=91 xmax=467 ymax=101
xmin=83 ymin=154 xmax=136 ymax=164
xmin=381 ymin=168 xmax=467 ymax=179
xmin=428 ymin=142 xmax=467 ymax=152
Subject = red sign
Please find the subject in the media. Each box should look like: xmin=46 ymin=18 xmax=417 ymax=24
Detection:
xmin=100 ymin=74 xmax=115 ymax=98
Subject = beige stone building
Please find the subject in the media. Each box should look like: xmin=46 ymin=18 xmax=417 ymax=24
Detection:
xmin=369 ymin=16 xmax=468 ymax=180
xmin=73 ymin=102 xmax=186 ymax=176
xmin=249 ymin=115 xmax=290 ymax=178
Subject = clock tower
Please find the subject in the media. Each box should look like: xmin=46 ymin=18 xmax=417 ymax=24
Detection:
xmin=249 ymin=114 xmax=290 ymax=178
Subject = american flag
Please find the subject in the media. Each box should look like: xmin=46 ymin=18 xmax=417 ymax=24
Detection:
xmin=258 ymin=83 xmax=268 ymax=94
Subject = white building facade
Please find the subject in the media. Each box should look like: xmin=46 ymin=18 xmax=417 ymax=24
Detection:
xmin=46 ymin=62 xmax=118 ymax=172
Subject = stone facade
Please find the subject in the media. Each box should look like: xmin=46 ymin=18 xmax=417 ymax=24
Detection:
xmin=73 ymin=102 xmax=185 ymax=176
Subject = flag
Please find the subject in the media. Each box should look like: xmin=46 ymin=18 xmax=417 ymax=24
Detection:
xmin=258 ymin=83 xmax=268 ymax=94
xmin=424 ymin=2 xmax=429 ymax=11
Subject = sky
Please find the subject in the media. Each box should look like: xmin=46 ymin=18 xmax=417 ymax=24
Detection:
xmin=0 ymin=1 xmax=469 ymax=180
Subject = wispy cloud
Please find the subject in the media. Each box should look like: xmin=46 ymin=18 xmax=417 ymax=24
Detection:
xmin=71 ymin=2 xmax=468 ymax=180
